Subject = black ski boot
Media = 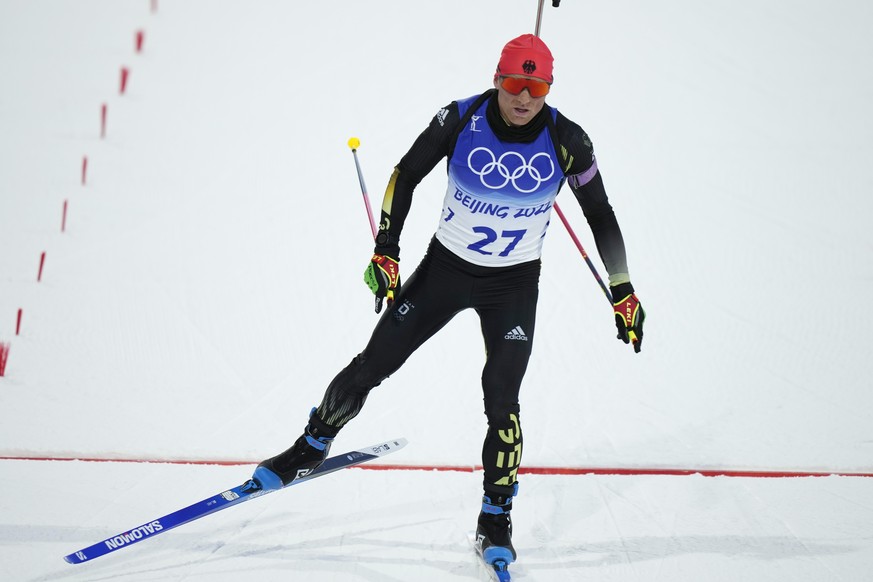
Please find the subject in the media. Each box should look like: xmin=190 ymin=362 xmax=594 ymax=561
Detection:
xmin=475 ymin=485 xmax=518 ymax=568
xmin=252 ymin=411 xmax=337 ymax=491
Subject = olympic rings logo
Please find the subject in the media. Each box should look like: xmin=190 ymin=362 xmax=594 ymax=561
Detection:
xmin=467 ymin=147 xmax=555 ymax=193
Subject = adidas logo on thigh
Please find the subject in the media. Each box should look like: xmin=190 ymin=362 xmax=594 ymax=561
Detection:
xmin=504 ymin=326 xmax=529 ymax=341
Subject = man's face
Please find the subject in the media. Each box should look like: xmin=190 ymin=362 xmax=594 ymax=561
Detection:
xmin=493 ymin=75 xmax=549 ymax=126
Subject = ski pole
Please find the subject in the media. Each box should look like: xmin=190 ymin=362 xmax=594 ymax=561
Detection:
xmin=533 ymin=0 xmax=611 ymax=304
xmin=347 ymin=137 xmax=377 ymax=239
xmin=534 ymin=0 xmax=546 ymax=37
xmin=552 ymin=203 xmax=613 ymax=303
xmin=534 ymin=0 xmax=561 ymax=37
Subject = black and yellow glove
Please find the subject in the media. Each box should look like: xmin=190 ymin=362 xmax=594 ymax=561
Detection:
xmin=364 ymin=254 xmax=400 ymax=313
xmin=611 ymin=283 xmax=645 ymax=353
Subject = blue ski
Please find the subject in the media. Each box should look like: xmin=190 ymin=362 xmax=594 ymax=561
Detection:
xmin=63 ymin=438 xmax=407 ymax=564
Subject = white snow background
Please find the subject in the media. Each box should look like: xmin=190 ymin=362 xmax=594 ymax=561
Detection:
xmin=1 ymin=0 xmax=872 ymax=580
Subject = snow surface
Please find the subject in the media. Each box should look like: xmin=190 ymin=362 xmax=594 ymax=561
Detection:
xmin=1 ymin=0 xmax=873 ymax=580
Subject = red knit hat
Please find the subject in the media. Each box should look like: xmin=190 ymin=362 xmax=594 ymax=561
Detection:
xmin=495 ymin=34 xmax=554 ymax=83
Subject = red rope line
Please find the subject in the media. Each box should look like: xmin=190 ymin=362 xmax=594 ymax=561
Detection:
xmin=1 ymin=456 xmax=871 ymax=478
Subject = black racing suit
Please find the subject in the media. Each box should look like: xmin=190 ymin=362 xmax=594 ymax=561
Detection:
xmin=315 ymin=90 xmax=633 ymax=496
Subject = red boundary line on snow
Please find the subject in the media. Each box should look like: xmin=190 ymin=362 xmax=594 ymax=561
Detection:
xmin=1 ymin=455 xmax=871 ymax=478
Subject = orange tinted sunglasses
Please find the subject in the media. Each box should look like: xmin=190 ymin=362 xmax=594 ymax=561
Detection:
xmin=499 ymin=76 xmax=551 ymax=98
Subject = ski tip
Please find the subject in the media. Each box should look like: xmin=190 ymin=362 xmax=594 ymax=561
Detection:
xmin=367 ymin=438 xmax=408 ymax=456
xmin=63 ymin=552 xmax=85 ymax=564
xmin=387 ymin=437 xmax=408 ymax=449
